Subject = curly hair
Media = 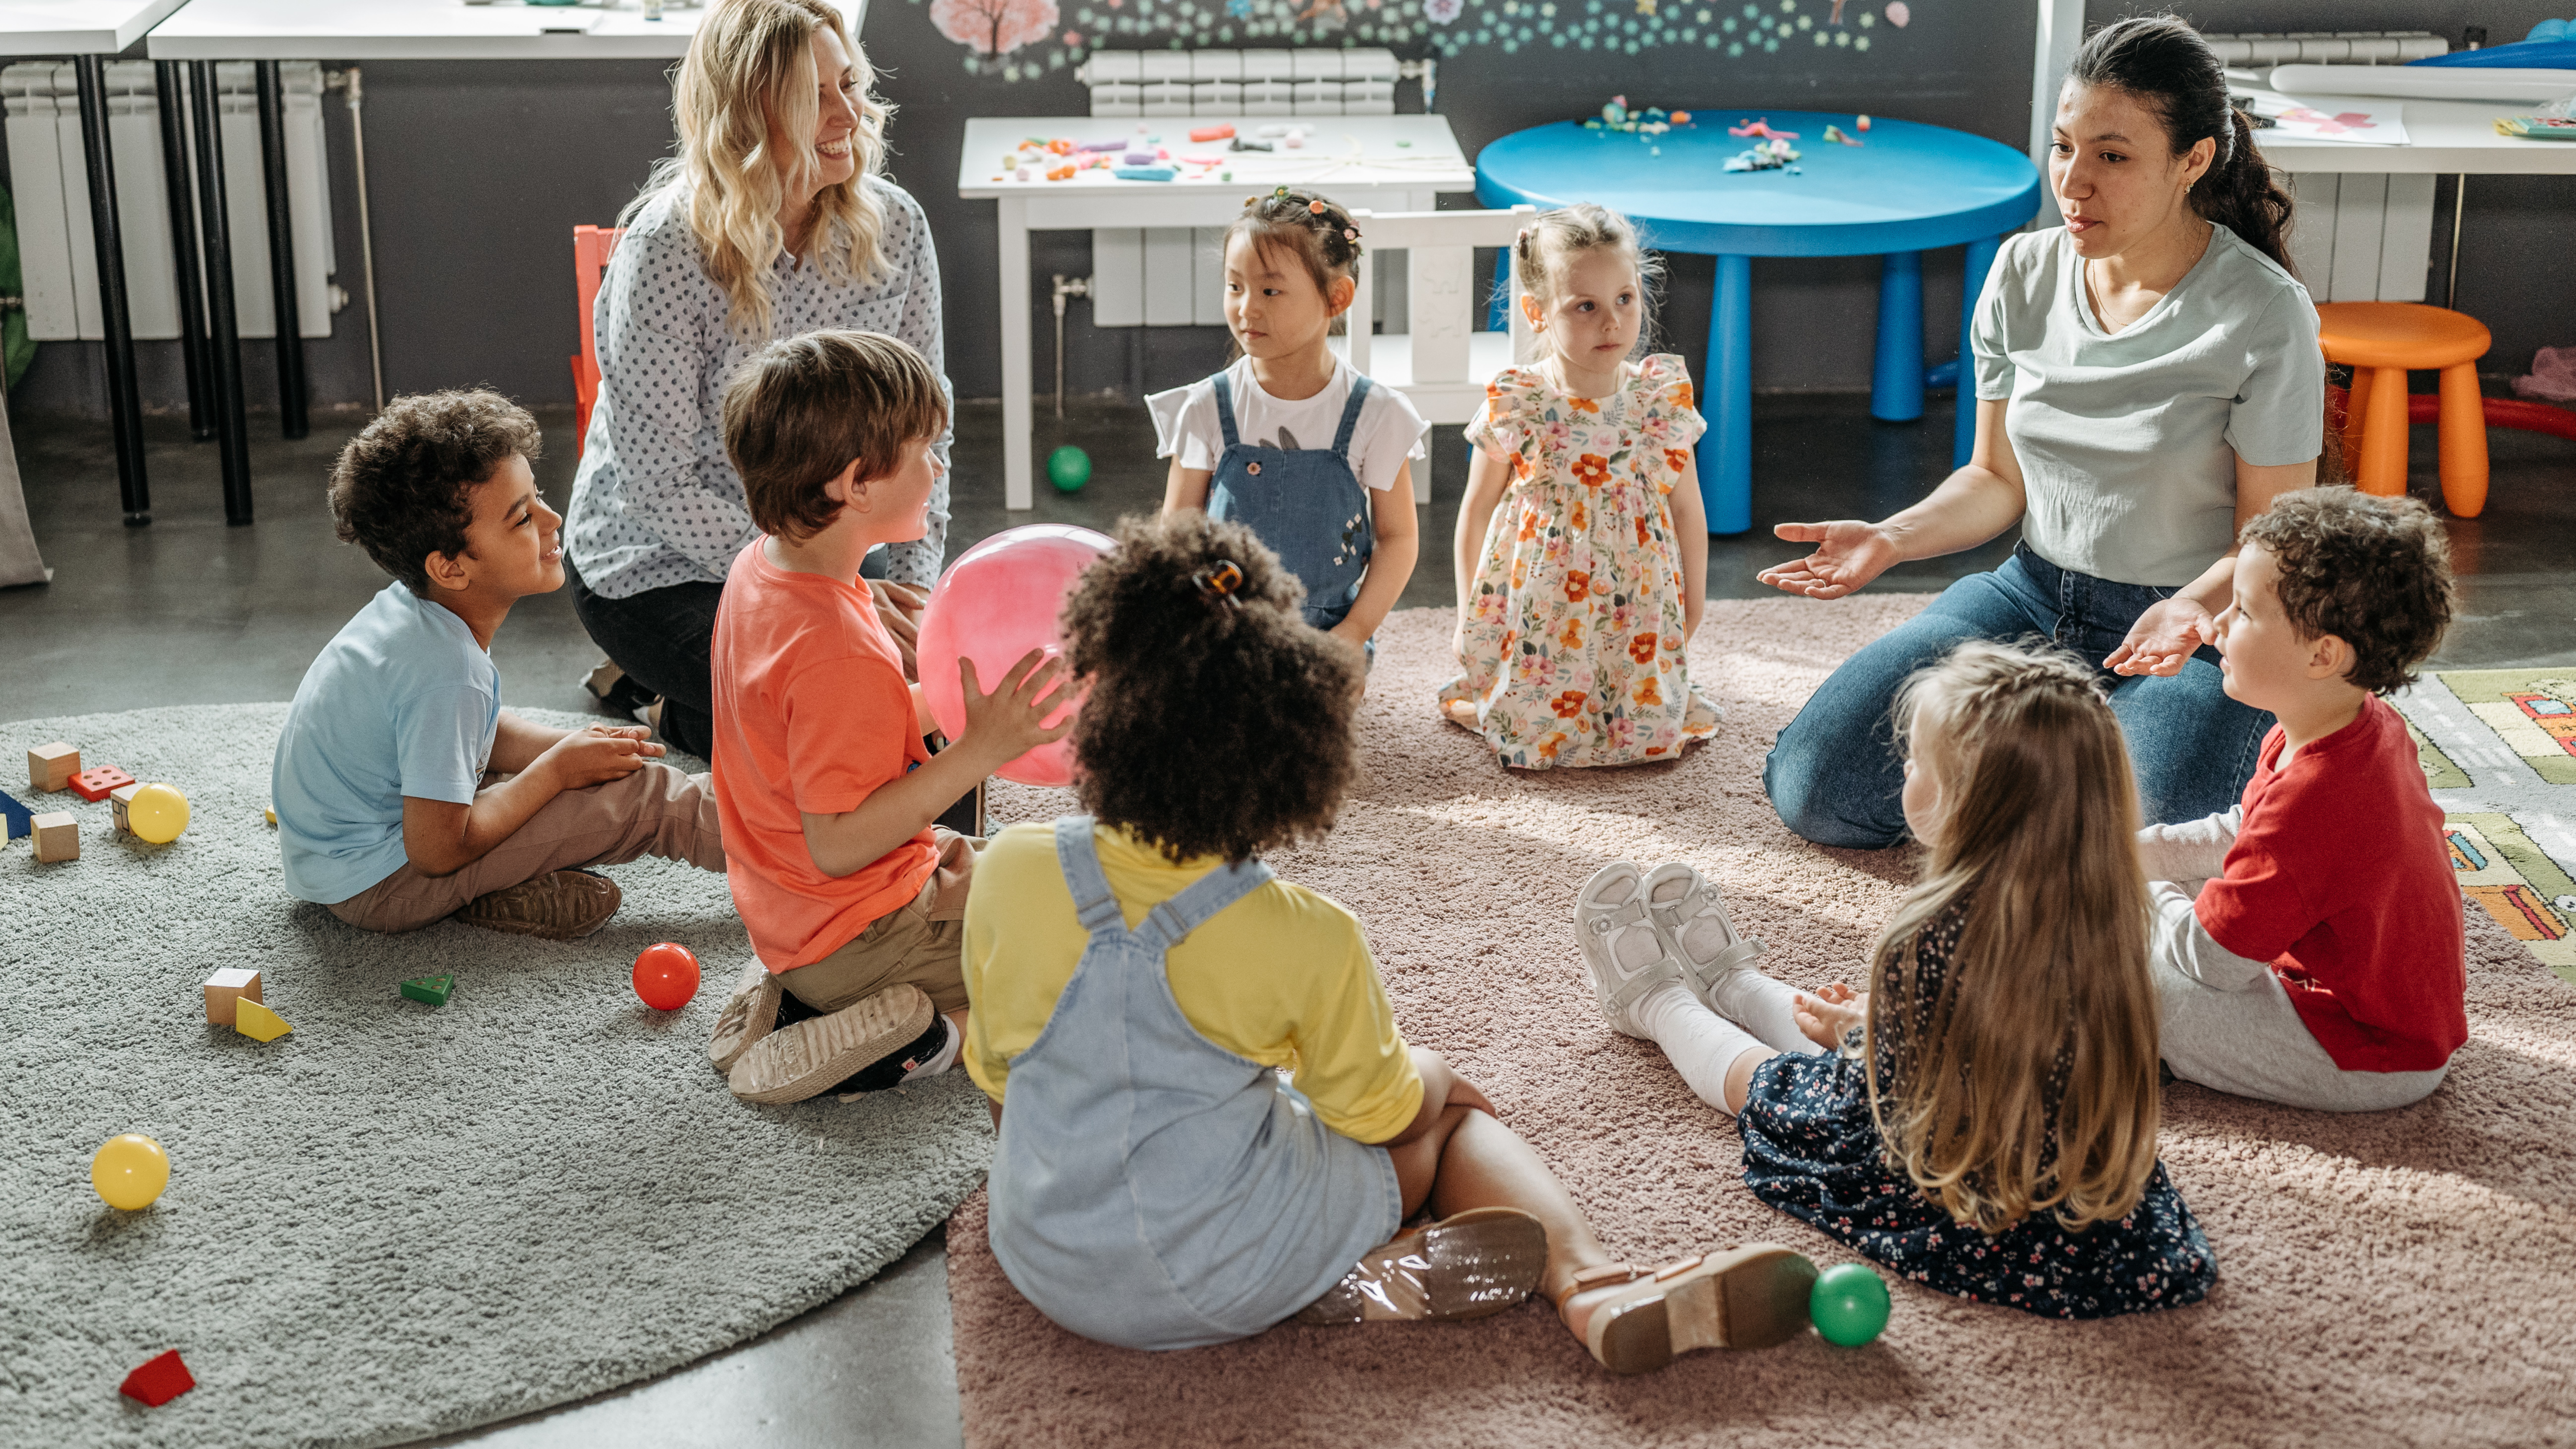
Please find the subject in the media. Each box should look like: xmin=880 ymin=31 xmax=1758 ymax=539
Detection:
xmin=1059 ymin=512 xmax=1363 ymax=864
xmin=327 ymin=390 xmax=544 ymax=595
xmin=1222 ymin=187 xmax=1364 ymax=328
xmin=724 ymin=330 xmax=948 ymax=544
xmin=2238 ymin=488 xmax=2454 ymax=694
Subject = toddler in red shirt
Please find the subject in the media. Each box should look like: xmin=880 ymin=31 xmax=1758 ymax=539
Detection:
xmin=2136 ymin=489 xmax=2462 ymax=1111
xmin=702 ymin=331 xmax=1069 ymax=1105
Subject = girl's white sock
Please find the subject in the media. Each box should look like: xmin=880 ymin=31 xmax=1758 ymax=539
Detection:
xmin=1632 ymin=984 xmax=1769 ymax=1117
xmin=1708 ymin=971 xmax=1827 ymax=1058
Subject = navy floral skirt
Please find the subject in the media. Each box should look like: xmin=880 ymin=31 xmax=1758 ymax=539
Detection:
xmin=1739 ymin=1052 xmax=2217 ymax=1319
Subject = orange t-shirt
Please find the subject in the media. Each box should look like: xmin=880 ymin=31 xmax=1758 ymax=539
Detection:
xmin=711 ymin=540 xmax=934 ymax=972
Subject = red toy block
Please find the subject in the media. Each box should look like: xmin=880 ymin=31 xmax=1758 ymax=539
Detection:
xmin=72 ymin=765 xmax=136 ymax=802
xmin=119 ymin=1349 xmax=195 ymax=1406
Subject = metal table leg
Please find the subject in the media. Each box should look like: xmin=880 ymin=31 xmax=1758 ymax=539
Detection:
xmin=189 ymin=59 xmax=252 ymax=525
xmin=1870 ymin=250 xmax=1924 ymax=423
xmin=72 ymin=55 xmax=149 ymax=526
xmin=1953 ymin=234 xmax=2003 ymax=468
xmin=255 ymin=60 xmax=306 ymax=440
xmin=1701 ymin=253 xmax=1753 ymax=536
xmin=153 ymin=61 xmax=214 ymax=444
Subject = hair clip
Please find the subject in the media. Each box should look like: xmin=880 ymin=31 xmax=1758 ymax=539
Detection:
xmin=1192 ymin=559 xmax=1244 ymax=606
xmin=1343 ymin=227 xmax=1359 ymax=242
xmin=1307 ymin=199 xmax=1327 ymax=215
xmin=1273 ymin=185 xmax=1292 ymax=199
xmin=1243 ymin=194 xmax=1259 ymax=207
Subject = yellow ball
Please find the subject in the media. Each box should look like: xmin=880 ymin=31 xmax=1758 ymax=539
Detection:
xmin=128 ymin=783 xmax=189 ymax=844
xmin=92 ymin=1134 xmax=170 ymax=1210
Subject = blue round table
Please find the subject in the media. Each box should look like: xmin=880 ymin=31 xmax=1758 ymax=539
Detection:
xmin=1476 ymin=112 xmax=2042 ymax=534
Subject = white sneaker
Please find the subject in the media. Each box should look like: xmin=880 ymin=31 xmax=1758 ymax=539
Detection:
xmin=1642 ymin=862 xmax=1767 ymax=1009
xmin=1574 ymin=862 xmax=1689 ymax=1039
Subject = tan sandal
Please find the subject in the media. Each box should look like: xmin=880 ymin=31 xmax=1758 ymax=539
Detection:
xmin=1558 ymin=1246 xmax=1817 ymax=1374
xmin=1292 ymin=1206 xmax=1549 ymax=1325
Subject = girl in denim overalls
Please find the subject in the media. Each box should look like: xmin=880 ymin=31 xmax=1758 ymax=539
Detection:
xmin=1150 ymin=189 xmax=1424 ymax=662
xmin=960 ymin=512 xmax=1821 ymax=1373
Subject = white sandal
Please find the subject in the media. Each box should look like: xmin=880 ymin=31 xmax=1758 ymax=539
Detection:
xmin=1642 ymin=862 xmax=1767 ymax=1008
xmin=1575 ymin=862 xmax=1691 ymax=1039
xmin=1558 ymin=1246 xmax=1819 ymax=1374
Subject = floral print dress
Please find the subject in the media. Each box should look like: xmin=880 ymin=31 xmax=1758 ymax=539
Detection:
xmin=1443 ymin=355 xmax=1719 ymax=769
xmin=1739 ymin=899 xmax=2218 ymax=1320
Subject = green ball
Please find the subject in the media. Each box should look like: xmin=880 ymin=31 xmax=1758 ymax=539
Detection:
xmin=1046 ymin=445 xmax=1092 ymax=492
xmin=1809 ymin=1262 xmax=1890 ymax=1346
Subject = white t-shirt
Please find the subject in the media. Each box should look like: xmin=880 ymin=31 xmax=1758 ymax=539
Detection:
xmin=1147 ymin=355 xmax=1429 ymax=493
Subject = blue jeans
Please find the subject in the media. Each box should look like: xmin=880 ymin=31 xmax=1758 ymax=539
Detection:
xmin=1763 ymin=544 xmax=2273 ymax=848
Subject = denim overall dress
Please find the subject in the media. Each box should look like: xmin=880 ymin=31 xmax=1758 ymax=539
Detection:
xmin=984 ymin=817 xmax=1403 ymax=1351
xmin=1206 ymin=374 xmax=1375 ymax=632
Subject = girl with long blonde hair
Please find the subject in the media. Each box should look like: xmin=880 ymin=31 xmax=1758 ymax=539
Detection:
xmin=1575 ymin=639 xmax=2215 ymax=1318
xmin=565 ymin=0 xmax=956 ymax=766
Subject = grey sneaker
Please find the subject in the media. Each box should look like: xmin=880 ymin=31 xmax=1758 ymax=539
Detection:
xmin=454 ymin=869 xmax=621 ymax=941
xmin=708 ymin=961 xmax=784 ymax=1076
xmin=727 ymin=984 xmax=935 ymax=1105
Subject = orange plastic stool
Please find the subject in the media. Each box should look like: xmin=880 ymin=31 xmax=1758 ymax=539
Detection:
xmin=2315 ymin=302 xmax=2491 ymax=516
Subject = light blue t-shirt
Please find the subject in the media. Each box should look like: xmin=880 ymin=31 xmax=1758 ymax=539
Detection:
xmin=272 ymin=582 xmax=501 ymax=903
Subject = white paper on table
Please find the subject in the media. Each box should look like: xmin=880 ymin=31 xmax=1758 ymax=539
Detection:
xmin=2242 ymin=91 xmax=2409 ymax=145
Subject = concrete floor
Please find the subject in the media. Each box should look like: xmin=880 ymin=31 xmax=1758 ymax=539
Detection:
xmin=6 ymin=392 xmax=2570 ymax=1447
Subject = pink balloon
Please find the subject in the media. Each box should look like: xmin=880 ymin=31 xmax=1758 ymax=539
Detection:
xmin=917 ymin=525 xmax=1115 ymax=787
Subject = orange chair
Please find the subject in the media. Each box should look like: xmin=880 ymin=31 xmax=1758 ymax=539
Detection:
xmin=2316 ymin=301 xmax=2490 ymax=516
xmin=571 ymin=225 xmax=626 ymax=458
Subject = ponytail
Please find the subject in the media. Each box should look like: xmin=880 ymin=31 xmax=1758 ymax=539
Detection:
xmin=2069 ymin=15 xmax=2300 ymax=278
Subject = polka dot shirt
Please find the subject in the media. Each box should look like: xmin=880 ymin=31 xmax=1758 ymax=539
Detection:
xmin=565 ymin=177 xmax=954 ymax=598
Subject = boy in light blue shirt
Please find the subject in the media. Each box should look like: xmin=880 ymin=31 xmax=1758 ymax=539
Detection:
xmin=273 ymin=390 xmax=723 ymax=939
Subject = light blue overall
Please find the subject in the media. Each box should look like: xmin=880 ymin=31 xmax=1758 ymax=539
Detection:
xmin=984 ymin=817 xmax=1403 ymax=1352
xmin=1206 ymin=374 xmax=1375 ymax=633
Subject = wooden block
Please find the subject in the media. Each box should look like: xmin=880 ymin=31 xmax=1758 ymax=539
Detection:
xmin=30 ymin=811 xmax=77 ymax=863
xmin=234 ymin=997 xmax=293 ymax=1043
xmin=110 ymin=782 xmax=142 ymax=835
xmin=0 ymin=788 xmax=30 ymax=842
xmin=27 ymin=741 xmax=77 ymax=792
xmin=72 ymin=765 xmax=136 ymax=802
xmin=400 ymin=975 xmax=454 ymax=1007
xmin=204 ymin=967 xmax=264 ymax=1027
xmin=118 ymin=1349 xmax=195 ymax=1407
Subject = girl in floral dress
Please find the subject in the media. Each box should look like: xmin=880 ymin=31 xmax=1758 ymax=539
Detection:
xmin=1442 ymin=204 xmax=1717 ymax=769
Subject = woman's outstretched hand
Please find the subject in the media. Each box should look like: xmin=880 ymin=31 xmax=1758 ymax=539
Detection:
xmin=1756 ymin=522 xmax=1902 ymax=600
xmin=2106 ymin=597 xmax=2215 ymax=677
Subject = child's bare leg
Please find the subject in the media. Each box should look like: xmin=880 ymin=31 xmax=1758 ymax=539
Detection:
xmin=1385 ymin=1104 xmax=1615 ymax=1342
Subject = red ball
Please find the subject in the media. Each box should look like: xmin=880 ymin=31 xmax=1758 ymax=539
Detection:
xmin=632 ymin=942 xmax=701 ymax=1011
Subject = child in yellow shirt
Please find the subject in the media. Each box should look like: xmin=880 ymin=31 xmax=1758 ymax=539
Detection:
xmin=963 ymin=512 xmax=1818 ymax=1373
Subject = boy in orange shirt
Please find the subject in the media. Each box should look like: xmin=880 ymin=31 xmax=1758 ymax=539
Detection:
xmin=705 ymin=331 xmax=1069 ymax=1104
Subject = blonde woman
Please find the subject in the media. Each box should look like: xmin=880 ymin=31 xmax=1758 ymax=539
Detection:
xmin=1576 ymin=640 xmax=2215 ymax=1319
xmin=566 ymin=0 xmax=950 ymax=762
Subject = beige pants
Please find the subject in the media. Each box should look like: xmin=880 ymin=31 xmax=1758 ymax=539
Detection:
xmin=779 ymin=828 xmax=981 ymax=1016
xmin=328 ymin=762 xmax=724 ymax=933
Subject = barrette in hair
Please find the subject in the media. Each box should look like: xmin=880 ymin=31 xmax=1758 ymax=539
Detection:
xmin=1308 ymin=199 xmax=1327 ymax=215
xmin=1193 ymin=560 xmax=1245 ymax=606
xmin=1243 ymin=194 xmax=1259 ymax=207
xmin=1343 ymin=227 xmax=1359 ymax=242
xmin=1273 ymin=185 xmax=1293 ymax=200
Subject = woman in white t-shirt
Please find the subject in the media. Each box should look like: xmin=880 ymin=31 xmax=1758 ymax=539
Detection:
xmin=1152 ymin=189 xmax=1425 ymax=656
xmin=1759 ymin=16 xmax=2326 ymax=847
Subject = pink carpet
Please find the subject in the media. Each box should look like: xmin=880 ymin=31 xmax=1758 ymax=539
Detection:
xmin=955 ymin=598 xmax=2576 ymax=1449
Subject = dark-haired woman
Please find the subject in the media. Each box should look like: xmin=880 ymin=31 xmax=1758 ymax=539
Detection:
xmin=1760 ymin=15 xmax=2324 ymax=847
xmin=963 ymin=511 xmax=1821 ymax=1373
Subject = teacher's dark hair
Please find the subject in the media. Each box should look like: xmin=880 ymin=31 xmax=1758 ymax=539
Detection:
xmin=2069 ymin=15 xmax=2298 ymax=276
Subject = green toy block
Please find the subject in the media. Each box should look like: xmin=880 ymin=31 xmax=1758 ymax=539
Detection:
xmin=400 ymin=975 xmax=454 ymax=1007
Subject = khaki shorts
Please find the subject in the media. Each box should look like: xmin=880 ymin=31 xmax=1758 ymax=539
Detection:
xmin=779 ymin=828 xmax=981 ymax=1016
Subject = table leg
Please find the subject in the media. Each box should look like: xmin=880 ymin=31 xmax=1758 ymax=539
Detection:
xmin=998 ymin=195 xmax=1033 ymax=511
xmin=153 ymin=61 xmax=214 ymax=445
xmin=73 ymin=56 xmax=149 ymax=527
xmin=1702 ymin=253 xmax=1753 ymax=536
xmin=1953 ymin=234 xmax=2002 ymax=467
xmin=189 ymin=60 xmax=253 ymax=526
xmin=1871 ymin=250 xmax=1924 ymax=423
xmin=255 ymin=61 xmax=307 ymax=441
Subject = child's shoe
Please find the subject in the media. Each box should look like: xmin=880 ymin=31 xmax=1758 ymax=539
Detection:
xmin=454 ymin=869 xmax=620 ymax=941
xmin=1574 ymin=862 xmax=1690 ymax=1038
xmin=1561 ymin=1246 xmax=1818 ymax=1374
xmin=707 ymin=961 xmax=785 ymax=1076
xmin=1641 ymin=862 xmax=1766 ymax=1007
xmin=727 ymin=984 xmax=938 ymax=1105
xmin=1291 ymin=1207 xmax=1549 ymax=1324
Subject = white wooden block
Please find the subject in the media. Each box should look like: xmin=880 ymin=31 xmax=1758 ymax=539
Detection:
xmin=204 ymin=967 xmax=263 ymax=1027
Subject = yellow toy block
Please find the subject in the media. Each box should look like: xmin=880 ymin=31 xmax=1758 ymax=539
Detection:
xmin=28 ymin=741 xmax=78 ymax=792
xmin=234 ymin=997 xmax=293 ymax=1042
xmin=264 ymin=805 xmax=277 ymax=827
xmin=204 ymin=968 xmax=263 ymax=1028
xmin=31 ymin=811 xmax=78 ymax=863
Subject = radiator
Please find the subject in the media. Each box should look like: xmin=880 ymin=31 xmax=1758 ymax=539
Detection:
xmin=1077 ymin=48 xmax=1400 ymax=331
xmin=2199 ymin=31 xmax=2450 ymax=64
xmin=2284 ymin=172 xmax=2438 ymax=303
xmin=4 ymin=60 xmax=337 ymax=344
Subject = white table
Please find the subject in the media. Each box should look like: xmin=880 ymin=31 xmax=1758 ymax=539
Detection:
xmin=0 ymin=0 xmax=194 ymax=525
xmin=2249 ymin=87 xmax=2576 ymax=175
xmin=958 ymin=113 xmax=1475 ymax=509
xmin=146 ymin=0 xmax=862 ymax=60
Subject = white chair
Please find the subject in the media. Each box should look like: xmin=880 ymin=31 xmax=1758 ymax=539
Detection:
xmin=1328 ymin=205 xmax=1538 ymax=504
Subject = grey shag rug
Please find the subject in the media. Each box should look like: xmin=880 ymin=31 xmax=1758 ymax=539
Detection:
xmin=1 ymin=705 xmax=992 ymax=1449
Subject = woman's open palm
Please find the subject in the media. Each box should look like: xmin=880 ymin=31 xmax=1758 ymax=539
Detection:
xmin=1757 ymin=521 xmax=1902 ymax=600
